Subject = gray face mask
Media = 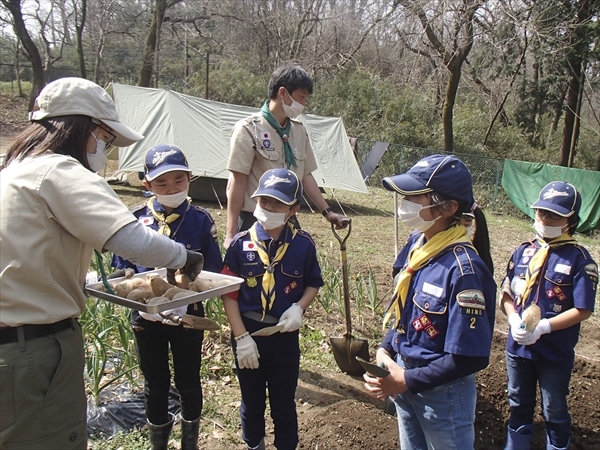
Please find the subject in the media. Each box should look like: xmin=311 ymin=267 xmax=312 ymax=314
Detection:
xmin=87 ymin=132 xmax=108 ymax=172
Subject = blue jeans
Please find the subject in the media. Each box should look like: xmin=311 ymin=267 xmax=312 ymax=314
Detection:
xmin=393 ymin=358 xmax=476 ymax=450
xmin=506 ymin=352 xmax=572 ymax=448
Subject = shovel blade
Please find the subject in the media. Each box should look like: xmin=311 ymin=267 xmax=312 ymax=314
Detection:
xmin=330 ymin=334 xmax=370 ymax=376
xmin=181 ymin=315 xmax=221 ymax=331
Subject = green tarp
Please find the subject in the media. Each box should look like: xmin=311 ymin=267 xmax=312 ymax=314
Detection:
xmin=502 ymin=159 xmax=600 ymax=232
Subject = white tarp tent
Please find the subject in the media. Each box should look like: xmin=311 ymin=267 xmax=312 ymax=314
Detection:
xmin=111 ymin=84 xmax=368 ymax=201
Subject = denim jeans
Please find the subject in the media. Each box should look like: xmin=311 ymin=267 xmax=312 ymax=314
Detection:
xmin=506 ymin=352 xmax=573 ymax=448
xmin=392 ymin=358 xmax=476 ymax=450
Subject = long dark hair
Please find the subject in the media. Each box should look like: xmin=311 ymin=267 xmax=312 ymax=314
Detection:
xmin=431 ymin=192 xmax=494 ymax=276
xmin=2 ymin=116 xmax=96 ymax=170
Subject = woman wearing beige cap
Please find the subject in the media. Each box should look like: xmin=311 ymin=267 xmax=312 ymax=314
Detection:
xmin=0 ymin=77 xmax=204 ymax=449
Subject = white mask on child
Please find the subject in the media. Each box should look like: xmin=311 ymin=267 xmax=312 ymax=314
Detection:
xmin=534 ymin=221 xmax=567 ymax=239
xmin=254 ymin=204 xmax=289 ymax=230
xmin=155 ymin=190 xmax=189 ymax=208
xmin=87 ymin=132 xmax=108 ymax=172
xmin=397 ymin=198 xmax=441 ymax=232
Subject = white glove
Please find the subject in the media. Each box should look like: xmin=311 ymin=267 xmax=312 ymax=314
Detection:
xmin=514 ymin=318 xmax=551 ymax=346
xmin=278 ymin=303 xmax=303 ymax=332
xmin=235 ymin=332 xmax=260 ymax=369
xmin=160 ymin=305 xmax=188 ymax=326
xmin=139 ymin=311 xmax=164 ymax=323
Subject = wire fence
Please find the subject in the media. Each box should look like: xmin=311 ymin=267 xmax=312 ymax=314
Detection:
xmin=356 ymin=140 xmax=526 ymax=217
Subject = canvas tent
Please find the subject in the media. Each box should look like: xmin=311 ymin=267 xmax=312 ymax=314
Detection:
xmin=111 ymin=84 xmax=368 ymax=201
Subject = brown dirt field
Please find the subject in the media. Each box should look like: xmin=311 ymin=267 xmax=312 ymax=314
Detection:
xmin=2 ymin=91 xmax=598 ymax=450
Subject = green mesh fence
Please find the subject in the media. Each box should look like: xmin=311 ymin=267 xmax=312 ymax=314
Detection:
xmin=356 ymin=140 xmax=524 ymax=216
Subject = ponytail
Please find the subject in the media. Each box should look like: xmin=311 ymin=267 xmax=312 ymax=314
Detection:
xmin=472 ymin=207 xmax=493 ymax=275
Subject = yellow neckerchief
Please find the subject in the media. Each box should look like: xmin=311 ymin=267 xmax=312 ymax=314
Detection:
xmin=518 ymin=232 xmax=577 ymax=306
xmin=383 ymin=224 xmax=473 ymax=329
xmin=249 ymin=221 xmax=297 ymax=318
xmin=147 ymin=196 xmax=189 ymax=237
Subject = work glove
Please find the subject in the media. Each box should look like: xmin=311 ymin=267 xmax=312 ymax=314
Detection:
xmin=182 ymin=250 xmax=204 ymax=280
xmin=139 ymin=311 xmax=165 ymax=323
xmin=513 ymin=318 xmax=551 ymax=346
xmin=234 ymin=332 xmax=260 ymax=369
xmin=508 ymin=312 xmax=523 ymax=342
xmin=278 ymin=303 xmax=303 ymax=332
xmin=160 ymin=305 xmax=188 ymax=325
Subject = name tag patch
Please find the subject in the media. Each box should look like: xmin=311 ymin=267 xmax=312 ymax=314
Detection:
xmin=422 ymin=282 xmax=443 ymax=298
xmin=554 ymin=263 xmax=571 ymax=275
xmin=456 ymin=289 xmax=486 ymax=310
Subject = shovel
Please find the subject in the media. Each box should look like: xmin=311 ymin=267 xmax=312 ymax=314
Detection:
xmin=161 ymin=314 xmax=221 ymax=331
xmin=329 ymin=219 xmax=370 ymax=376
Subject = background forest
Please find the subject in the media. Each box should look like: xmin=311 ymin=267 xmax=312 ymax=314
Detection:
xmin=1 ymin=0 xmax=599 ymax=171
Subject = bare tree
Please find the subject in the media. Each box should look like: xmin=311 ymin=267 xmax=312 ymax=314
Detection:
xmin=396 ymin=0 xmax=482 ymax=152
xmin=73 ymin=0 xmax=87 ymax=78
xmin=1 ymin=0 xmax=46 ymax=108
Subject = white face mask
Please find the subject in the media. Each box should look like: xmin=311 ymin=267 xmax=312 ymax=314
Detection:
xmin=465 ymin=225 xmax=474 ymax=239
xmin=87 ymin=132 xmax=108 ymax=172
xmin=282 ymin=90 xmax=305 ymax=118
xmin=155 ymin=190 xmax=189 ymax=208
xmin=534 ymin=221 xmax=567 ymax=239
xmin=254 ymin=204 xmax=289 ymax=230
xmin=397 ymin=198 xmax=441 ymax=232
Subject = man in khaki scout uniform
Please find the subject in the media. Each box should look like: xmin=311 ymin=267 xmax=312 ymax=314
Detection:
xmin=225 ymin=63 xmax=346 ymax=248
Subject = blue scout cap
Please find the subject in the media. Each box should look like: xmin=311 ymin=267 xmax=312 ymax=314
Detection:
xmin=382 ymin=154 xmax=475 ymax=207
xmin=144 ymin=144 xmax=191 ymax=181
xmin=531 ymin=181 xmax=581 ymax=217
xmin=251 ymin=168 xmax=302 ymax=205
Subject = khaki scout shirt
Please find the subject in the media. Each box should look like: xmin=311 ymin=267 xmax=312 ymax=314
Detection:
xmin=0 ymin=153 xmax=135 ymax=327
xmin=227 ymin=113 xmax=318 ymax=213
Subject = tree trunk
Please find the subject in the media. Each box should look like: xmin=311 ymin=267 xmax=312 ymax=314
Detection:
xmin=75 ymin=0 xmax=87 ymax=79
xmin=442 ymin=58 xmax=462 ymax=152
xmin=138 ymin=0 xmax=168 ymax=87
xmin=2 ymin=0 xmax=46 ymax=109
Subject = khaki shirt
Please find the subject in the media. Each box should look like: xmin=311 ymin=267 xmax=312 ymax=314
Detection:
xmin=0 ymin=153 xmax=136 ymax=326
xmin=227 ymin=113 xmax=318 ymax=213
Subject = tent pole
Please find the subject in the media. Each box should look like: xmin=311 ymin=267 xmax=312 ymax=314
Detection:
xmin=211 ymin=183 xmax=223 ymax=209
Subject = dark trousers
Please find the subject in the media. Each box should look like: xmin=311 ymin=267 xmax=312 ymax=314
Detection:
xmin=132 ymin=314 xmax=204 ymax=425
xmin=233 ymin=316 xmax=301 ymax=450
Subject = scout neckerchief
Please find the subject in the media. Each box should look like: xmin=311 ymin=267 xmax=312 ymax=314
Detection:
xmin=261 ymin=101 xmax=297 ymax=169
xmin=249 ymin=221 xmax=297 ymax=318
xmin=518 ymin=232 xmax=576 ymax=306
xmin=383 ymin=224 xmax=474 ymax=329
xmin=147 ymin=196 xmax=190 ymax=237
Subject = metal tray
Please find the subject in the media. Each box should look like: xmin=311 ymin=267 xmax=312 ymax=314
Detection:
xmin=85 ymin=268 xmax=243 ymax=313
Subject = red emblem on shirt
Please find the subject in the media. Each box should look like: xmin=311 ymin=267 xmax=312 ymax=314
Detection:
xmin=284 ymin=281 xmax=298 ymax=295
xmin=425 ymin=325 xmax=440 ymax=338
xmin=411 ymin=314 xmax=432 ymax=332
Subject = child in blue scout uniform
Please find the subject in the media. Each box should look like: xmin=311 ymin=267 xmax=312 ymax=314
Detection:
xmin=111 ymin=144 xmax=222 ymax=450
xmin=499 ymin=181 xmax=597 ymax=450
xmin=221 ymin=168 xmax=324 ymax=450
xmin=363 ymin=155 xmax=497 ymax=450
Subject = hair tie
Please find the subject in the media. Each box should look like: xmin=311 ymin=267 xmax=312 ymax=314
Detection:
xmin=470 ymin=201 xmax=478 ymax=212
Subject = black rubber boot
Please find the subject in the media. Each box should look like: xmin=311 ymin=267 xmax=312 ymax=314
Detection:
xmin=247 ymin=438 xmax=266 ymax=450
xmin=181 ymin=416 xmax=201 ymax=450
xmin=147 ymin=414 xmax=174 ymax=450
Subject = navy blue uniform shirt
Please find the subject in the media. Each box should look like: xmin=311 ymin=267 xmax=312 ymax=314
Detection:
xmin=503 ymin=240 xmax=597 ymax=364
xmin=223 ymin=222 xmax=323 ymax=319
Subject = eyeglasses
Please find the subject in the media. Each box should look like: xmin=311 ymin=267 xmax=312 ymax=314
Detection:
xmin=535 ymin=209 xmax=563 ymax=221
xmin=91 ymin=119 xmax=117 ymax=147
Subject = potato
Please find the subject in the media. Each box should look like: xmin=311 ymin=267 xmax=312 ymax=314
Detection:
xmin=126 ymin=288 xmax=154 ymax=303
xmin=521 ymin=304 xmax=541 ymax=333
xmin=172 ymin=291 xmax=197 ymax=300
xmin=164 ymin=286 xmax=189 ymax=300
xmin=189 ymin=277 xmax=231 ymax=292
xmin=147 ymin=296 xmax=170 ymax=306
xmin=175 ymin=273 xmax=192 ymax=289
xmin=147 ymin=274 xmax=175 ymax=297
xmin=114 ymin=278 xmax=151 ymax=298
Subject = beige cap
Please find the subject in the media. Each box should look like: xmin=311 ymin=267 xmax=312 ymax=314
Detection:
xmin=28 ymin=77 xmax=144 ymax=147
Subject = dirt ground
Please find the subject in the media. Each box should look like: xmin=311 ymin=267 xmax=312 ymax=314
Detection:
xmin=1 ymin=92 xmax=598 ymax=450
